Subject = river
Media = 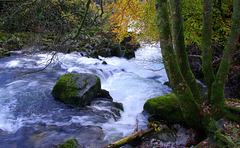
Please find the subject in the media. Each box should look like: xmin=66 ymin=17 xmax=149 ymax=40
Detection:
xmin=0 ymin=43 xmax=172 ymax=147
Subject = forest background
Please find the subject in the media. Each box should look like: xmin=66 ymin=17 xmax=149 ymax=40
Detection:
xmin=0 ymin=0 xmax=238 ymax=99
xmin=0 ymin=0 xmax=239 ymax=147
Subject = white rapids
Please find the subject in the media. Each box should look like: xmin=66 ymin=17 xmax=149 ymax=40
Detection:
xmin=0 ymin=42 xmax=172 ymax=147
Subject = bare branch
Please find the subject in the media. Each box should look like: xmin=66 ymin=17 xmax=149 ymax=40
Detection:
xmin=72 ymin=0 xmax=91 ymax=39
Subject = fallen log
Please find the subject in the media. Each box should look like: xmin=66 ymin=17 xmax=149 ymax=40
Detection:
xmin=102 ymin=127 xmax=156 ymax=148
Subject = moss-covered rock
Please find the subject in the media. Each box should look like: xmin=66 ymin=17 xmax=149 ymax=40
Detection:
xmin=51 ymin=73 xmax=101 ymax=107
xmin=144 ymin=93 xmax=184 ymax=123
xmin=59 ymin=139 xmax=83 ymax=148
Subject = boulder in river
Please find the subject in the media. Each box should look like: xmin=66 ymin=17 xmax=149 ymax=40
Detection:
xmin=144 ymin=93 xmax=184 ymax=123
xmin=51 ymin=73 xmax=101 ymax=107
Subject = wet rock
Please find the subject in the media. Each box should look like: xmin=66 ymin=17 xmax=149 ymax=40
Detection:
xmin=102 ymin=61 xmax=107 ymax=65
xmin=113 ymin=102 xmax=124 ymax=111
xmin=176 ymin=128 xmax=198 ymax=147
xmin=91 ymin=98 xmax=123 ymax=119
xmin=163 ymin=81 xmax=171 ymax=87
xmin=175 ymin=127 xmax=188 ymax=146
xmin=144 ymin=93 xmax=184 ymax=123
xmin=96 ymin=89 xmax=113 ymax=100
xmin=157 ymin=125 xmax=176 ymax=142
xmin=51 ymin=73 xmax=101 ymax=107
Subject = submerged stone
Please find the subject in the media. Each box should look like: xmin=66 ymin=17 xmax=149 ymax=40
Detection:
xmin=51 ymin=73 xmax=101 ymax=107
xmin=144 ymin=93 xmax=184 ymax=123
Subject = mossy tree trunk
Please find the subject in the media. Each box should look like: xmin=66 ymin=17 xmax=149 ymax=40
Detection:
xmin=155 ymin=0 xmax=202 ymax=130
xmin=170 ymin=0 xmax=202 ymax=103
xmin=155 ymin=0 xmax=240 ymax=132
xmin=211 ymin=0 xmax=240 ymax=121
xmin=202 ymin=0 xmax=215 ymax=101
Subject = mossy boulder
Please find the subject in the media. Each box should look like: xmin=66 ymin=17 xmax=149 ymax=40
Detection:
xmin=59 ymin=139 xmax=83 ymax=148
xmin=51 ymin=73 xmax=101 ymax=107
xmin=144 ymin=93 xmax=184 ymax=123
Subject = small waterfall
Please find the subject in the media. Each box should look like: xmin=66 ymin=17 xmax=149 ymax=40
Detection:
xmin=0 ymin=43 xmax=172 ymax=147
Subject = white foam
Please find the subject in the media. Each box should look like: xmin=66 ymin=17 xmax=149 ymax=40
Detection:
xmin=6 ymin=60 xmax=21 ymax=68
xmin=0 ymin=42 xmax=171 ymax=143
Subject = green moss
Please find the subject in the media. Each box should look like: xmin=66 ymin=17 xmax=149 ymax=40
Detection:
xmin=228 ymin=98 xmax=240 ymax=103
xmin=215 ymin=129 xmax=238 ymax=148
xmin=225 ymin=111 xmax=240 ymax=124
xmin=205 ymin=119 xmax=217 ymax=136
xmin=144 ymin=93 xmax=184 ymax=123
xmin=51 ymin=73 xmax=101 ymax=106
xmin=226 ymin=105 xmax=240 ymax=113
xmin=51 ymin=73 xmax=80 ymax=104
xmin=59 ymin=139 xmax=83 ymax=148
xmin=97 ymin=76 xmax=101 ymax=89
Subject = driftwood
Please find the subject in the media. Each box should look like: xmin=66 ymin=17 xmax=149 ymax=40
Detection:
xmin=134 ymin=118 xmax=139 ymax=133
xmin=101 ymin=127 xmax=156 ymax=148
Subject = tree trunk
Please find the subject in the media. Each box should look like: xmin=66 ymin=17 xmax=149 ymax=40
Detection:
xmin=202 ymin=0 xmax=215 ymax=101
xmin=211 ymin=0 xmax=240 ymax=120
xmin=155 ymin=0 xmax=202 ymax=130
xmin=170 ymin=0 xmax=202 ymax=103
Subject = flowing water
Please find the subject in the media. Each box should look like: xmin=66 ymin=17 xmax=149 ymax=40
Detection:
xmin=0 ymin=43 xmax=172 ymax=148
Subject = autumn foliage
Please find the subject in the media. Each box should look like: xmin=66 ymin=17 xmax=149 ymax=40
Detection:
xmin=105 ymin=0 xmax=233 ymax=46
xmin=104 ymin=0 xmax=159 ymax=43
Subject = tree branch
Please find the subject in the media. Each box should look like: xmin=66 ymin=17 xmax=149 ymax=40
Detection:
xmin=202 ymin=0 xmax=215 ymax=101
xmin=102 ymin=127 xmax=155 ymax=148
xmin=72 ymin=0 xmax=91 ymax=39
xmin=211 ymin=0 xmax=240 ymax=119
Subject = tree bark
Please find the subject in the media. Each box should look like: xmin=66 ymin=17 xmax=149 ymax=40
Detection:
xmin=170 ymin=0 xmax=202 ymax=103
xmin=211 ymin=0 xmax=240 ymax=120
xmin=202 ymin=0 xmax=215 ymax=101
xmin=155 ymin=0 xmax=202 ymax=130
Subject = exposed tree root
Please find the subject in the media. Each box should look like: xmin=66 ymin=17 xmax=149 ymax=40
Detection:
xmin=225 ymin=99 xmax=240 ymax=123
xmin=215 ymin=129 xmax=239 ymax=147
